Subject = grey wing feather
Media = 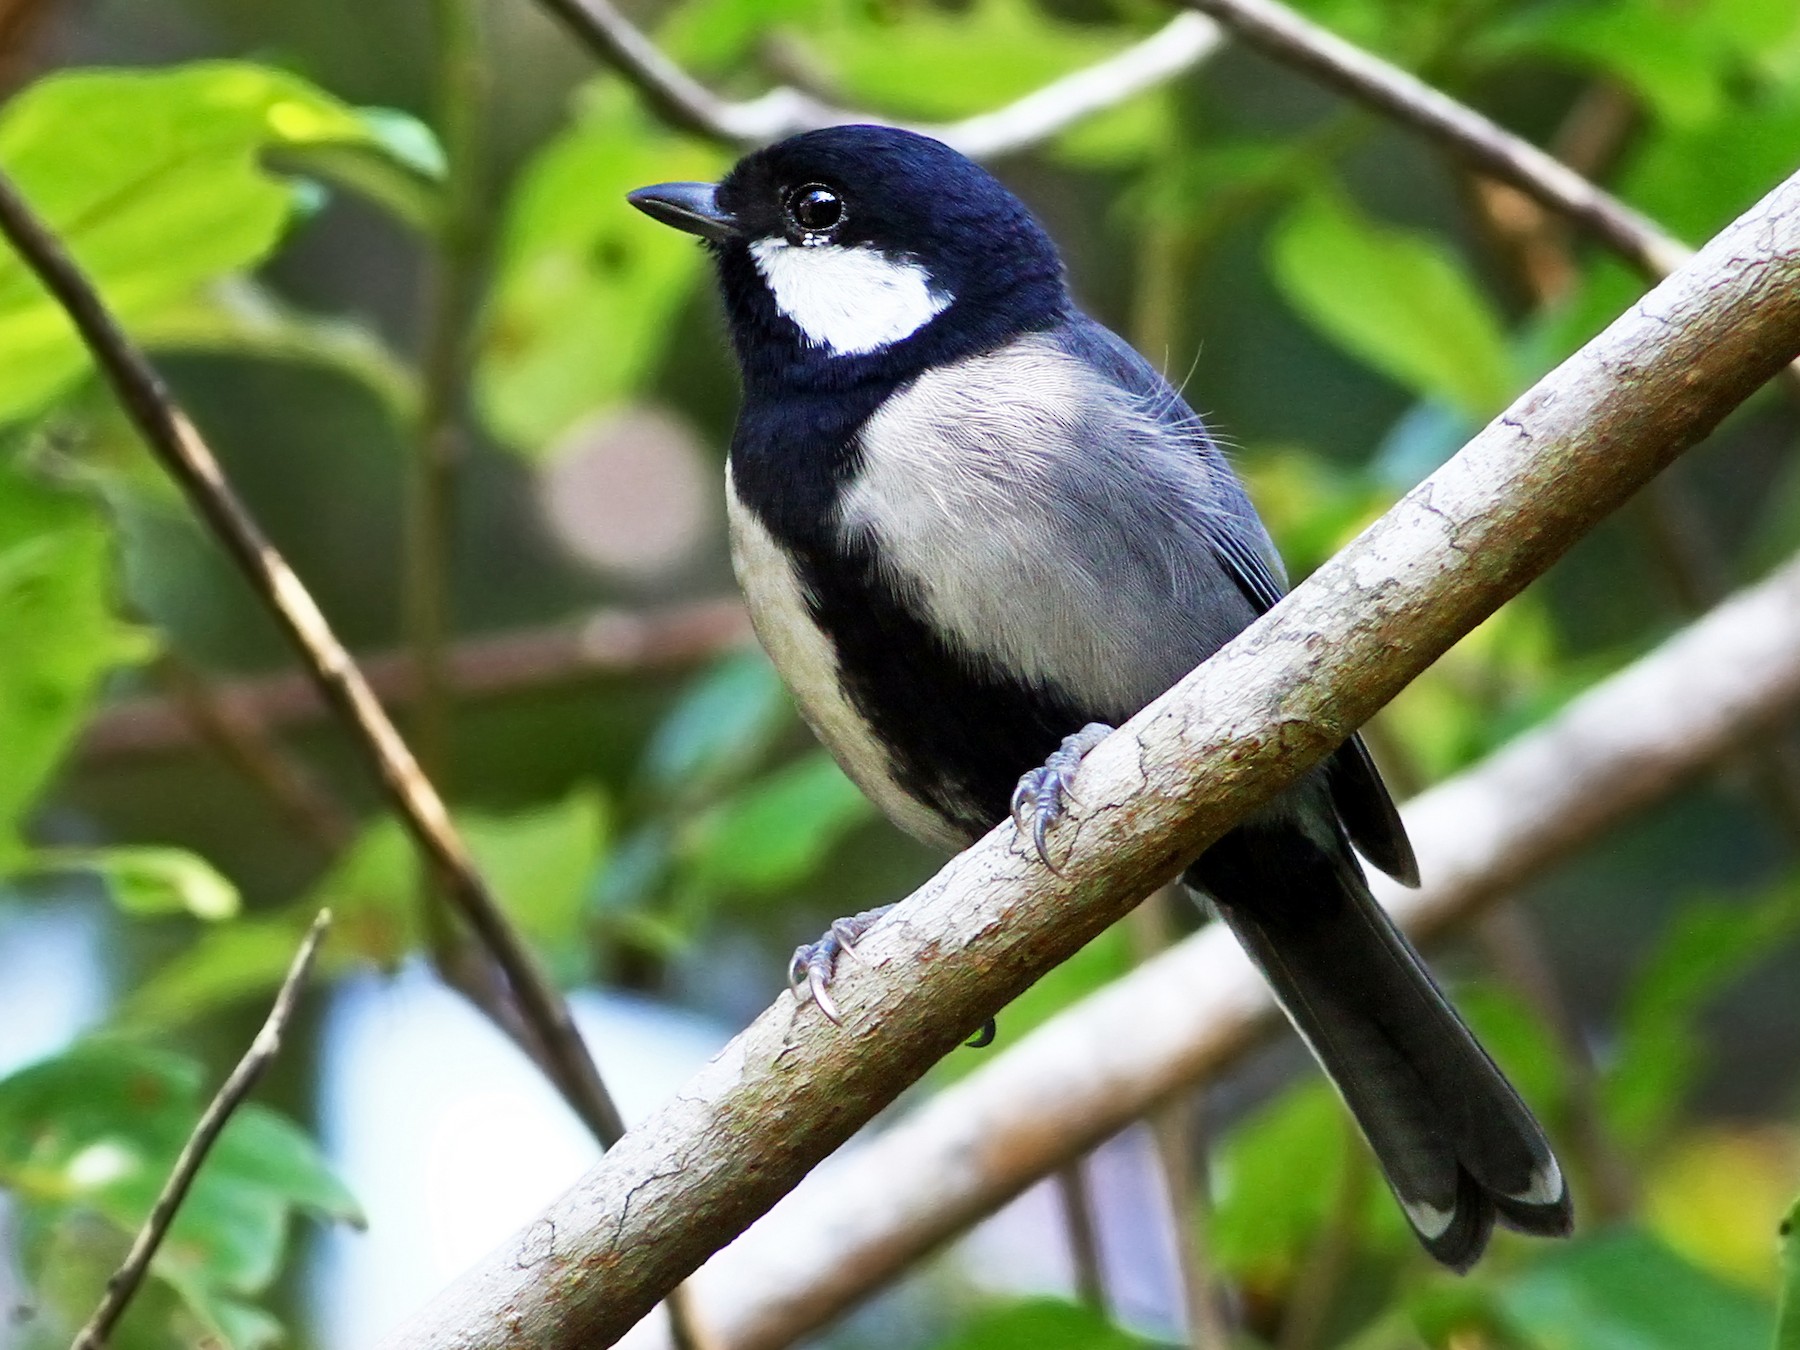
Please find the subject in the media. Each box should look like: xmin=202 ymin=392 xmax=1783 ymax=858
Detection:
xmin=1058 ymin=317 xmax=1419 ymax=887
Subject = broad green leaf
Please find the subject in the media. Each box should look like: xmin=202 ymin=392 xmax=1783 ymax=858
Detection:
xmin=123 ymin=916 xmax=324 ymax=1029
xmin=932 ymin=1297 xmax=1155 ymax=1350
xmin=1605 ymin=881 xmax=1800 ymax=1149
xmin=640 ymin=650 xmax=789 ymax=800
xmin=133 ymin=789 xmax=608 ymax=1023
xmin=1644 ymin=1128 xmax=1799 ymax=1293
xmin=1779 ymin=1192 xmax=1800 ymax=1350
xmin=685 ymin=751 xmax=872 ymax=896
xmin=1209 ymin=1072 xmax=1404 ymax=1281
xmin=1269 ymin=186 xmax=1514 ymax=420
xmin=0 ymin=62 xmax=403 ymax=423
xmin=0 ymin=1041 xmax=357 ymax=1348
xmin=51 ymin=845 xmax=240 ymax=921
xmin=0 ymin=465 xmax=149 ymax=864
xmin=477 ymin=90 xmax=724 ymax=452
xmin=1498 ymin=1227 xmax=1770 ymax=1350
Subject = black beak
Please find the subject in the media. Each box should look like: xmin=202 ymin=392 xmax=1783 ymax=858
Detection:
xmin=627 ymin=181 xmax=742 ymax=243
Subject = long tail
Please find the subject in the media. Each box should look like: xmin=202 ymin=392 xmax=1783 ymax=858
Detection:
xmin=1193 ymin=830 xmax=1573 ymax=1270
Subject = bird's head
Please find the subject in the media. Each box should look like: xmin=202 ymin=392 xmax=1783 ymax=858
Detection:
xmin=629 ymin=125 xmax=1069 ymax=389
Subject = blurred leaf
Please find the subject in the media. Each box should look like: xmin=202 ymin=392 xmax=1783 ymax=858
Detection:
xmin=0 ymin=465 xmax=149 ymax=865
xmin=76 ymin=845 xmax=240 ymax=921
xmin=1211 ymin=1079 xmax=1352 ymax=1283
xmin=0 ymin=1041 xmax=357 ymax=1347
xmin=0 ymin=62 xmax=408 ymax=423
xmin=1606 ymin=881 xmax=1800 ymax=1149
xmin=124 ymin=916 xmax=322 ymax=1028
xmin=1269 ymin=185 xmax=1515 ymax=420
xmin=1241 ymin=444 xmax=1392 ymax=577
xmin=1779 ymin=1192 xmax=1800 ymax=1350
xmin=477 ymin=89 xmax=724 ymax=452
xmin=1645 ymin=1127 xmax=1800 ymax=1293
xmin=1498 ymin=1227 xmax=1771 ymax=1350
xmin=1619 ymin=85 xmax=1800 ymax=241
xmin=640 ymin=650 xmax=789 ymax=800
xmin=932 ymin=1297 xmax=1154 ymax=1350
xmin=1454 ymin=980 xmax=1567 ymax=1118
xmin=685 ymin=751 xmax=872 ymax=896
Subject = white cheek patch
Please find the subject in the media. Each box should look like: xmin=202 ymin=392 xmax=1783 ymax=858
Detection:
xmin=750 ymin=238 xmax=951 ymax=356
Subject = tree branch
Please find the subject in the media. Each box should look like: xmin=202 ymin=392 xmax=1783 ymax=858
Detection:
xmin=0 ymin=169 xmax=628 ymax=1147
xmin=71 ymin=911 xmax=332 ymax=1350
xmin=79 ymin=598 xmax=751 ymax=761
xmin=532 ymin=0 xmax=1223 ymax=156
xmin=658 ymin=544 xmax=1800 ymax=1350
xmin=1179 ymin=0 xmax=1686 ymax=277
xmin=374 ymin=165 xmax=1800 ymax=1350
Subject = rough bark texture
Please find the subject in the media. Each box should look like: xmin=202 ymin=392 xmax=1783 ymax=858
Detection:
xmin=375 ymin=169 xmax=1800 ymax=1350
xmin=654 ymin=548 xmax=1800 ymax=1350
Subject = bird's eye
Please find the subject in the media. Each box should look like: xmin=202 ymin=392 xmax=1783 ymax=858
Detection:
xmin=786 ymin=184 xmax=843 ymax=234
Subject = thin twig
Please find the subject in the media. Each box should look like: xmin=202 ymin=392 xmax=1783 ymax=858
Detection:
xmin=80 ymin=598 xmax=752 ymax=761
xmin=532 ymin=0 xmax=1223 ymax=156
xmin=1178 ymin=0 xmax=1685 ymax=277
xmin=0 ymin=168 xmax=628 ymax=1147
xmin=71 ymin=911 xmax=332 ymax=1350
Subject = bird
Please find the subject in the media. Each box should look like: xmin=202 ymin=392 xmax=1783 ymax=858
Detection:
xmin=628 ymin=124 xmax=1572 ymax=1270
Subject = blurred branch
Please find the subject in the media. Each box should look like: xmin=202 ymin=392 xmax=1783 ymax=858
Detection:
xmin=0 ymin=167 xmax=629 ymax=1147
xmin=71 ymin=911 xmax=331 ymax=1350
xmin=376 ymin=167 xmax=1800 ymax=1350
xmin=1052 ymin=1163 xmax=1109 ymax=1314
xmin=656 ymin=537 xmax=1800 ymax=1350
xmin=153 ymin=651 xmax=356 ymax=851
xmin=532 ymin=0 xmax=1223 ymax=157
xmin=1178 ymin=0 xmax=1687 ymax=277
xmin=79 ymin=597 xmax=752 ymax=760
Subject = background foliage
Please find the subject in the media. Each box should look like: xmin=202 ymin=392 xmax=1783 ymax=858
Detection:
xmin=1 ymin=0 xmax=1799 ymax=1345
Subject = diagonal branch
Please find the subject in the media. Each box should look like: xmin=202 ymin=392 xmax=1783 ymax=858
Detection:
xmin=375 ymin=166 xmax=1800 ymax=1350
xmin=532 ymin=0 xmax=1223 ymax=156
xmin=1178 ymin=0 xmax=1685 ymax=276
xmin=72 ymin=911 xmax=332 ymax=1350
xmin=659 ymin=543 xmax=1800 ymax=1350
xmin=0 ymin=170 xmax=628 ymax=1148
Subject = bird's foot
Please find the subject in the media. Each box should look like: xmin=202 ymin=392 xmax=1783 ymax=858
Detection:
xmin=1010 ymin=723 xmax=1113 ymax=868
xmin=788 ymin=904 xmax=895 ymax=1024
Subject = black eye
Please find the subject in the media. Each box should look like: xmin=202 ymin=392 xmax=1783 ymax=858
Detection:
xmin=786 ymin=184 xmax=843 ymax=233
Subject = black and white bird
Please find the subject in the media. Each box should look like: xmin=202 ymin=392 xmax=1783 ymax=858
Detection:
xmin=629 ymin=124 xmax=1572 ymax=1270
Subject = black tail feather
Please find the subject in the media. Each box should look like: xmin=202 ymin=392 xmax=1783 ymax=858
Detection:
xmin=1190 ymin=822 xmax=1573 ymax=1271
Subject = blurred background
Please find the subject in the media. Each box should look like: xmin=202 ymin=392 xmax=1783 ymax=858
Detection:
xmin=1 ymin=0 xmax=1799 ymax=1345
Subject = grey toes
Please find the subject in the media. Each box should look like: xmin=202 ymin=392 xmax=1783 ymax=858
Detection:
xmin=1011 ymin=722 xmax=1113 ymax=868
xmin=787 ymin=904 xmax=896 ymax=1025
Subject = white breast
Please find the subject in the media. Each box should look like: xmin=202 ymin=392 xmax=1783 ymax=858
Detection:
xmin=838 ymin=335 xmax=1168 ymax=714
xmin=750 ymin=238 xmax=951 ymax=356
xmin=724 ymin=465 xmax=969 ymax=852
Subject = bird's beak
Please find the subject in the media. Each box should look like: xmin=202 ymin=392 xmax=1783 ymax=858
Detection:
xmin=626 ymin=181 xmax=742 ymax=243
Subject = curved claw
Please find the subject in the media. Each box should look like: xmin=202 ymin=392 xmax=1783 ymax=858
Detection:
xmin=965 ymin=1019 xmax=997 ymax=1049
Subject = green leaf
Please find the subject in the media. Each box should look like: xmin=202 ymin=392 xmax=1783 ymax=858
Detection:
xmin=1498 ymin=1227 xmax=1771 ymax=1350
xmin=1779 ymin=1194 xmax=1800 ymax=1350
xmin=124 ymin=916 xmax=323 ymax=1028
xmin=0 ymin=61 xmax=407 ymax=422
xmin=0 ymin=464 xmax=149 ymax=864
xmin=640 ymin=650 xmax=789 ymax=800
xmin=1605 ymin=880 xmax=1800 ymax=1149
xmin=53 ymin=845 xmax=241 ymax=921
xmin=477 ymin=90 xmax=724 ymax=452
xmin=1210 ymin=1079 xmax=1350 ymax=1281
xmin=0 ymin=1041 xmax=358 ymax=1346
xmin=1268 ymin=186 xmax=1515 ymax=419
xmin=932 ymin=1297 xmax=1155 ymax=1350
xmin=685 ymin=752 xmax=872 ymax=896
